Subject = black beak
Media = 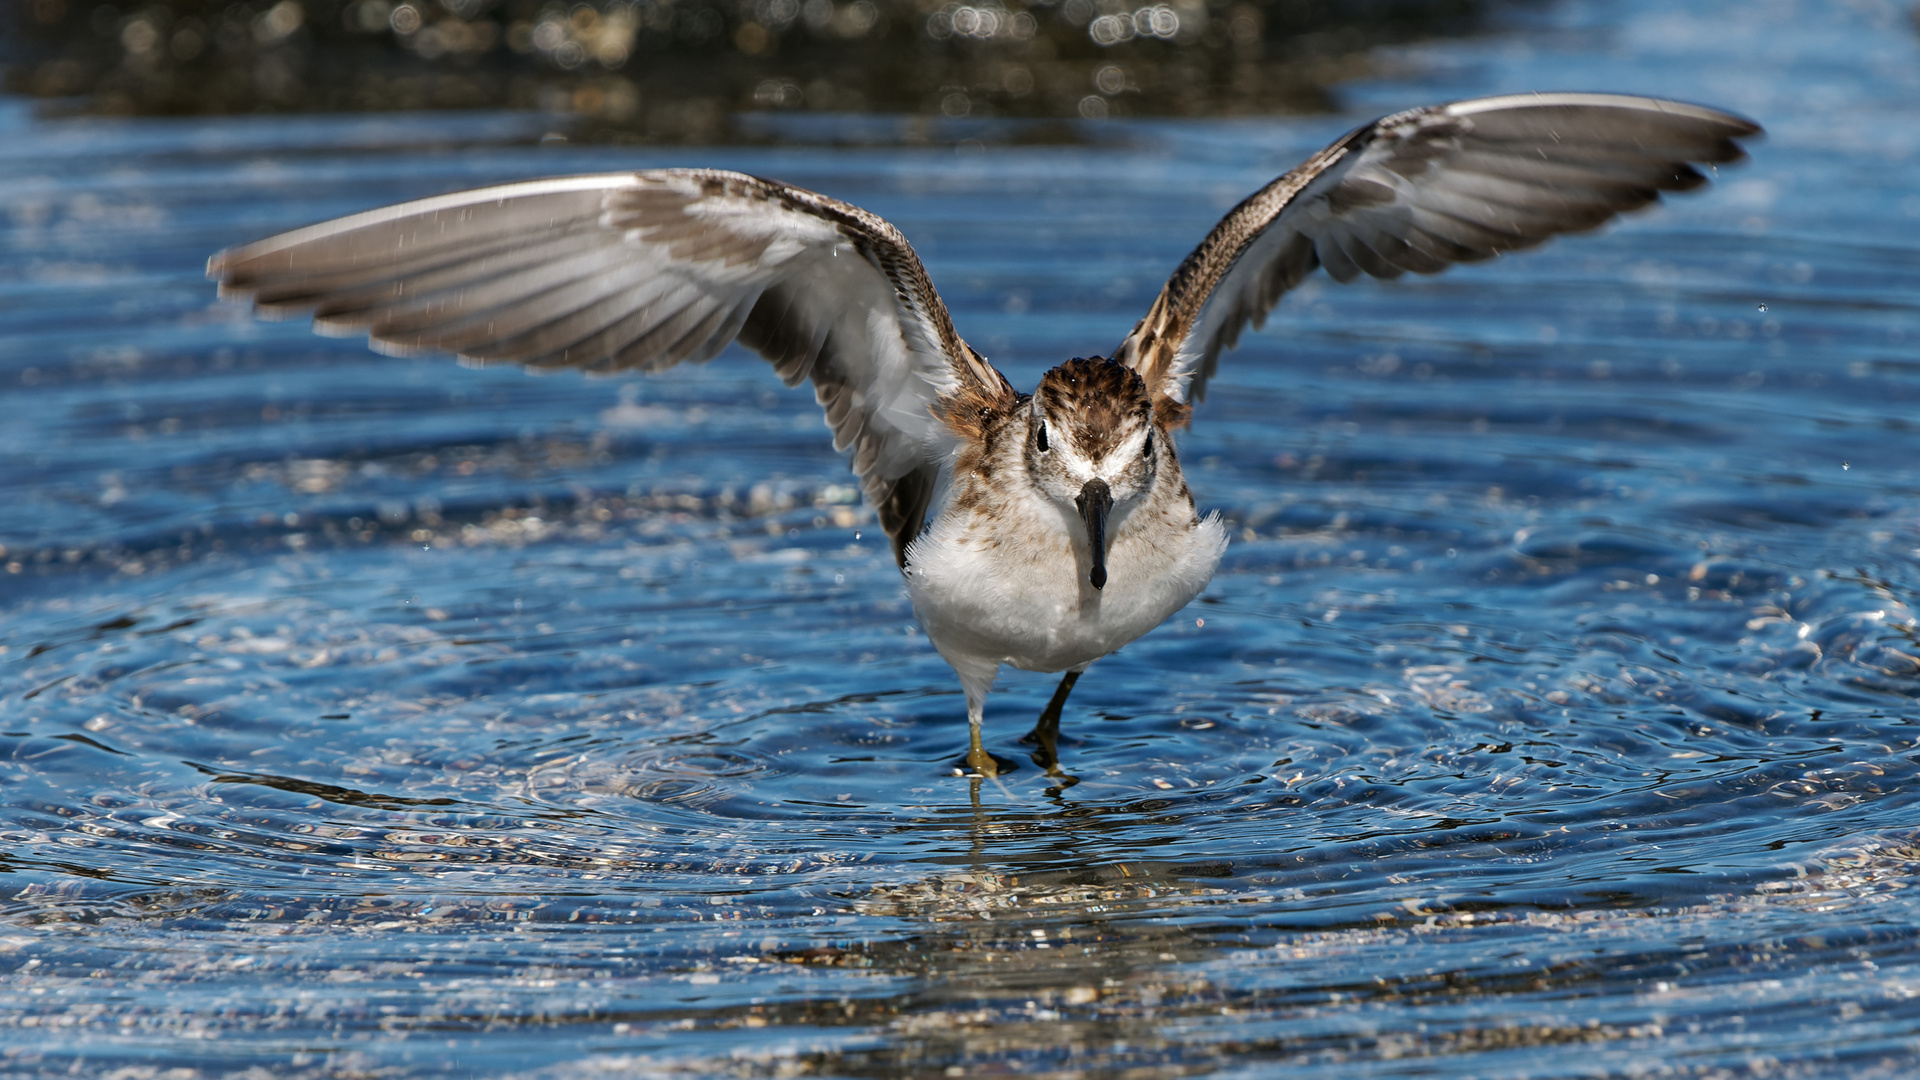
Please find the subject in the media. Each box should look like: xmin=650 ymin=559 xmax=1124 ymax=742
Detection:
xmin=1075 ymin=478 xmax=1113 ymax=590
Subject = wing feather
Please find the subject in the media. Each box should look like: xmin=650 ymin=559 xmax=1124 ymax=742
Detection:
xmin=295 ymin=228 xmax=612 ymax=322
xmin=1115 ymin=93 xmax=1760 ymax=412
xmin=472 ymin=272 xmax=672 ymax=363
xmin=209 ymin=170 xmax=1014 ymax=565
xmin=345 ymin=245 xmax=640 ymax=346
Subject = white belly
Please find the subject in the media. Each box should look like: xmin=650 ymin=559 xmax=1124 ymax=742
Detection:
xmin=904 ymin=500 xmax=1226 ymax=679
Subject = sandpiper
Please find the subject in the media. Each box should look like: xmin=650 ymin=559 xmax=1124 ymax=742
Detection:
xmin=209 ymin=93 xmax=1759 ymax=780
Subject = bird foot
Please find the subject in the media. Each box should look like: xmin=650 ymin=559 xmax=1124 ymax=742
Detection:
xmin=955 ymin=749 xmax=1018 ymax=778
xmin=1020 ymin=723 xmax=1070 ymax=776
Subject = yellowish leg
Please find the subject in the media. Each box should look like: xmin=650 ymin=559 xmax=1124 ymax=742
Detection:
xmin=955 ymin=663 xmax=1006 ymax=779
xmin=965 ymin=711 xmax=999 ymax=777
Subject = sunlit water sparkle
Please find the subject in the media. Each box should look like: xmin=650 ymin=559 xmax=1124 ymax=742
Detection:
xmin=4 ymin=0 xmax=1920 ymax=1075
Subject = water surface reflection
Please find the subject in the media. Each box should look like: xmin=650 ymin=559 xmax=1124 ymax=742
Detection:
xmin=5 ymin=0 xmax=1920 ymax=1073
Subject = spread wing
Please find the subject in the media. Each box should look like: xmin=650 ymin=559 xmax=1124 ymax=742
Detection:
xmin=208 ymin=169 xmax=1013 ymax=565
xmin=1114 ymin=93 xmax=1762 ymax=415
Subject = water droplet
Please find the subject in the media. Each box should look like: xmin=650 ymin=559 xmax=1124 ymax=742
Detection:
xmin=1757 ymin=303 xmax=1767 ymax=312
xmin=1843 ymin=462 xmax=1851 ymax=471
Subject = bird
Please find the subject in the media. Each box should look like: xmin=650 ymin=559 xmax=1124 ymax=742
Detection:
xmin=208 ymin=92 xmax=1760 ymax=781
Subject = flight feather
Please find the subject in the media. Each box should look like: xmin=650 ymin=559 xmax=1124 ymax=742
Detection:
xmin=1114 ymin=93 xmax=1761 ymax=416
xmin=208 ymin=168 xmax=1014 ymax=564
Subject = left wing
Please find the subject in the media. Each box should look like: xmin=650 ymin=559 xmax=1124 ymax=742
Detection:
xmin=1113 ymin=93 xmax=1762 ymax=417
xmin=208 ymin=169 xmax=1016 ymax=565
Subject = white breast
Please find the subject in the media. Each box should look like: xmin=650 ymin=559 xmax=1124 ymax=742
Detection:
xmin=904 ymin=483 xmax=1226 ymax=679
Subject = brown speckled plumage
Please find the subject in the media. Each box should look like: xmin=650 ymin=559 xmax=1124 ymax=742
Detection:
xmin=1113 ymin=140 xmax=1349 ymax=422
xmin=1034 ymin=357 xmax=1155 ymax=459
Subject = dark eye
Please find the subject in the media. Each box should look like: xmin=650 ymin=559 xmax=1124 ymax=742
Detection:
xmin=1036 ymin=421 xmax=1049 ymax=452
xmin=1143 ymin=431 xmax=1153 ymax=456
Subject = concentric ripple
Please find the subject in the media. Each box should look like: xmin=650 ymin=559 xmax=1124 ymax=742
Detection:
xmin=4 ymin=0 xmax=1920 ymax=1074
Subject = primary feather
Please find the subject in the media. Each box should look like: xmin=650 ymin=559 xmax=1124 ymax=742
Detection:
xmin=207 ymin=168 xmax=1018 ymax=565
xmin=1112 ymin=93 xmax=1760 ymax=415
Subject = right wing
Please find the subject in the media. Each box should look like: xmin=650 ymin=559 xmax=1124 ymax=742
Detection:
xmin=208 ymin=169 xmax=1014 ymax=565
xmin=1114 ymin=93 xmax=1762 ymax=416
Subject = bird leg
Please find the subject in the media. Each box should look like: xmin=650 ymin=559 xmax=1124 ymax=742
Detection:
xmin=952 ymin=662 xmax=1017 ymax=778
xmin=1020 ymin=668 xmax=1083 ymax=775
xmin=961 ymin=691 xmax=1017 ymax=777
xmin=965 ymin=718 xmax=1000 ymax=777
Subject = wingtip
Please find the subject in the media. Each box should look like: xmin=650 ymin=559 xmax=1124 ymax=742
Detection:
xmin=212 ymin=277 xmax=315 ymax=322
xmin=206 ymin=246 xmax=247 ymax=283
xmin=1715 ymin=109 xmax=1765 ymax=139
xmin=364 ymin=334 xmax=434 ymax=359
xmin=314 ymin=317 xmax=370 ymax=339
xmin=1445 ymin=91 xmax=1765 ymax=141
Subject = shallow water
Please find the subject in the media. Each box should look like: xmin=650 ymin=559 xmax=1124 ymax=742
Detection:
xmin=5 ymin=0 xmax=1920 ymax=1075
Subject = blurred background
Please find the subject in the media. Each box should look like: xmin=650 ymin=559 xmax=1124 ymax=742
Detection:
xmin=5 ymin=0 xmax=1498 ymax=141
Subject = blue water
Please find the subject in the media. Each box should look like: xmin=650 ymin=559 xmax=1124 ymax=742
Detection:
xmin=4 ymin=0 xmax=1920 ymax=1075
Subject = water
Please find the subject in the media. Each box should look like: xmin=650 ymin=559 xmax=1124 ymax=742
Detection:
xmin=4 ymin=0 xmax=1920 ymax=1075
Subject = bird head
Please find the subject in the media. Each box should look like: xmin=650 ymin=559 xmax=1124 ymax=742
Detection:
xmin=1025 ymin=356 xmax=1161 ymax=589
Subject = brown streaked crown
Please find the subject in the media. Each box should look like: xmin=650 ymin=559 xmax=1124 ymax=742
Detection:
xmin=1035 ymin=357 xmax=1153 ymax=460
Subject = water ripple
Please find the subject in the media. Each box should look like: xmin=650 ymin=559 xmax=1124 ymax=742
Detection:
xmin=5 ymin=0 xmax=1920 ymax=1073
